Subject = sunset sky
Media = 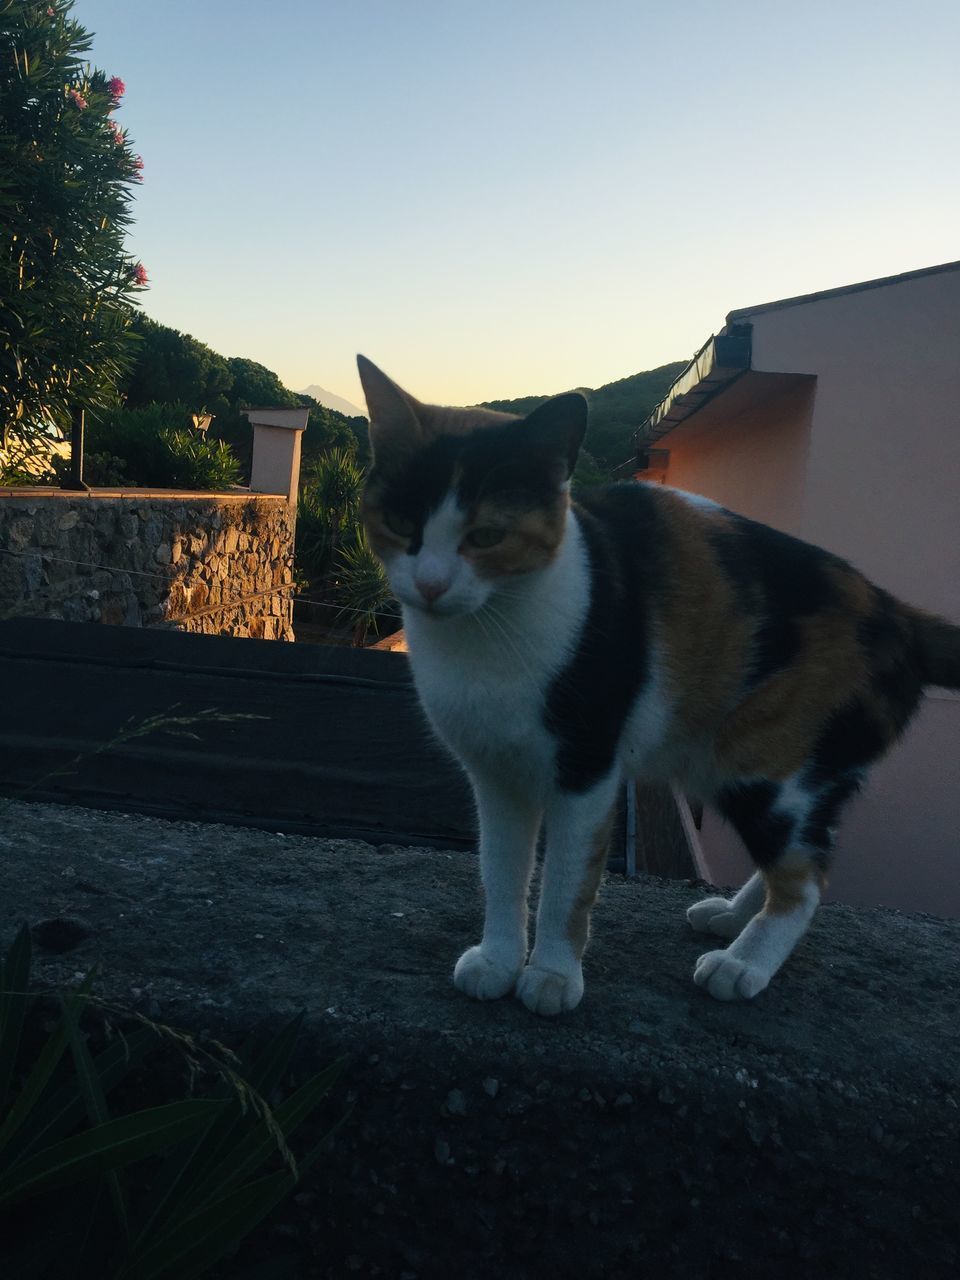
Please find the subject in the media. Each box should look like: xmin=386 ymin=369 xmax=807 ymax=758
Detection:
xmin=81 ymin=0 xmax=959 ymax=409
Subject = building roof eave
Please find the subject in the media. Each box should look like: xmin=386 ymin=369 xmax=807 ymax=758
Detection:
xmin=632 ymin=325 xmax=752 ymax=454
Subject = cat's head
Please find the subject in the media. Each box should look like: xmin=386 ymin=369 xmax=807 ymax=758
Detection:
xmin=357 ymin=355 xmax=587 ymax=618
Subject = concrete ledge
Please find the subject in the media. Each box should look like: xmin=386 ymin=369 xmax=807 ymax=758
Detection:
xmin=4 ymin=802 xmax=959 ymax=1278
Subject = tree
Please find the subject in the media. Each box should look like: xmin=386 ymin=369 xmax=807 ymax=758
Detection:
xmin=123 ymin=315 xmax=232 ymax=413
xmin=296 ymin=446 xmax=364 ymax=596
xmin=0 ymin=0 xmax=147 ymax=459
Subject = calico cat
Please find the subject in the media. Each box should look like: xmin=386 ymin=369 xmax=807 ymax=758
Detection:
xmin=357 ymin=355 xmax=960 ymax=1014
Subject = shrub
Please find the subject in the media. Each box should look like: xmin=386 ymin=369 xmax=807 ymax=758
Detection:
xmin=79 ymin=403 xmax=242 ymax=490
xmin=0 ymin=922 xmax=346 ymax=1279
xmin=0 ymin=1 xmax=147 ymax=456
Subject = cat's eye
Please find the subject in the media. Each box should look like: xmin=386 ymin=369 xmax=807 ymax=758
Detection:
xmin=465 ymin=526 xmax=505 ymax=549
xmin=383 ymin=512 xmax=416 ymax=539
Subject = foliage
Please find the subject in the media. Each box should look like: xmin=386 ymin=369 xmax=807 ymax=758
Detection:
xmin=118 ymin=316 xmax=367 ymax=476
xmin=484 ymin=360 xmax=687 ymax=473
xmin=295 ymin=447 xmax=363 ymax=591
xmin=71 ymin=402 xmax=242 ymax=489
xmin=0 ymin=922 xmax=346 ymax=1279
xmin=0 ymin=0 xmax=147 ymax=454
xmin=570 ymin=448 xmax=607 ymax=492
xmin=154 ymin=430 xmax=241 ymax=491
xmin=0 ymin=429 xmax=62 ymax=485
xmin=332 ymin=528 xmax=392 ymax=646
xmin=122 ymin=317 xmax=232 ymax=416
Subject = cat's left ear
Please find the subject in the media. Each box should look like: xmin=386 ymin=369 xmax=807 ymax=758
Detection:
xmin=521 ymin=393 xmax=588 ymax=480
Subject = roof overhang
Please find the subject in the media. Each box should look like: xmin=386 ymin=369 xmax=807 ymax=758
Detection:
xmin=634 ymin=325 xmax=752 ymax=452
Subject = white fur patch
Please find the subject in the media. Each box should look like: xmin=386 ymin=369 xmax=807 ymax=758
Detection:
xmin=694 ymin=878 xmax=820 ymax=1001
xmin=404 ymin=509 xmax=590 ymax=784
xmin=671 ymin=487 xmax=723 ymax=512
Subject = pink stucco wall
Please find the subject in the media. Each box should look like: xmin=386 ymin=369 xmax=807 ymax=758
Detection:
xmin=661 ymin=374 xmax=814 ymax=536
xmin=748 ymin=267 xmax=960 ymax=619
xmin=659 ymin=265 xmax=960 ymax=917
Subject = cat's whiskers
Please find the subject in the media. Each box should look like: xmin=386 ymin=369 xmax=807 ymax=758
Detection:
xmin=474 ymin=600 xmax=544 ymax=694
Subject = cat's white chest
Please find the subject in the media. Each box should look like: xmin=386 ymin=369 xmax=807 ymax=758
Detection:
xmin=403 ymin=518 xmax=590 ymax=780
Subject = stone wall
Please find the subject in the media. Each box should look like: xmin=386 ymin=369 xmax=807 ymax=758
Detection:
xmin=0 ymin=490 xmax=294 ymax=640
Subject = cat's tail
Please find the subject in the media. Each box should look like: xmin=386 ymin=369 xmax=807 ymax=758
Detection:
xmin=908 ymin=608 xmax=960 ymax=689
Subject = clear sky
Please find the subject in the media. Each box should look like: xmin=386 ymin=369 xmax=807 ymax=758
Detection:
xmin=78 ymin=0 xmax=959 ymax=409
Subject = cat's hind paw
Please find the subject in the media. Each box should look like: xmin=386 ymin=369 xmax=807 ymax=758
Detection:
xmin=515 ymin=963 xmax=584 ymax=1017
xmin=694 ymin=949 xmax=770 ymax=1002
xmin=453 ymin=945 xmax=522 ymax=1001
xmin=686 ymin=896 xmax=745 ymax=939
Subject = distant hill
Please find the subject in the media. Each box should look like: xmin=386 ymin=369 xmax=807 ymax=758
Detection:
xmin=484 ymin=361 xmax=686 ymax=472
xmin=300 ymin=385 xmax=367 ymax=420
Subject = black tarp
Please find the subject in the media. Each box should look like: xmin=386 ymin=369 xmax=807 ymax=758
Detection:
xmin=0 ymin=619 xmax=475 ymax=847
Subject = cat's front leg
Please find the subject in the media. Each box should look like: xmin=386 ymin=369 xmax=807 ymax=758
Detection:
xmin=517 ymin=776 xmax=619 ymax=1016
xmin=453 ymin=774 xmax=541 ymax=1002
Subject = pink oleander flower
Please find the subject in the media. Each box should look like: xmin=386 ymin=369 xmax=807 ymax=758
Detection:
xmin=47 ymin=7 xmax=55 ymax=16
xmin=107 ymin=76 xmax=126 ymax=102
xmin=68 ymin=88 xmax=88 ymax=110
xmin=109 ymin=120 xmax=124 ymax=145
xmin=132 ymin=263 xmax=148 ymax=286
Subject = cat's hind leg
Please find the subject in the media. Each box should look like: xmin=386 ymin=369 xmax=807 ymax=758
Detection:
xmin=692 ymin=776 xmax=848 ymax=1001
xmin=686 ymin=871 xmax=766 ymax=939
xmin=693 ymin=854 xmax=824 ymax=1000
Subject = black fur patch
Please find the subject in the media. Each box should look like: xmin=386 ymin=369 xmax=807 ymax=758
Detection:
xmin=809 ymin=699 xmax=889 ymax=786
xmin=370 ymin=419 xmax=569 ymax=554
xmin=544 ymin=484 xmax=661 ymax=793
xmin=708 ymin=516 xmax=842 ymax=688
xmin=800 ymin=773 xmax=862 ymax=852
xmin=859 ymin=591 xmax=925 ymax=726
xmin=716 ymin=781 xmax=794 ymax=866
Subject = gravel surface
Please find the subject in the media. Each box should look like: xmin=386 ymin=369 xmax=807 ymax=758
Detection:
xmin=3 ymin=800 xmax=959 ymax=1279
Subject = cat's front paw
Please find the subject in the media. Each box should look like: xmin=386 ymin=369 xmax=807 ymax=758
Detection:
xmin=686 ymin=896 xmax=744 ymax=939
xmin=515 ymin=963 xmax=584 ymax=1016
xmin=693 ymin=949 xmax=770 ymax=1001
xmin=453 ymin=944 xmax=523 ymax=1001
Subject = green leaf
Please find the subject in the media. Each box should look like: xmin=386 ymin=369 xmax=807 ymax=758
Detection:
xmin=0 ymin=1099 xmax=227 ymax=1206
xmin=0 ymin=975 xmax=94 ymax=1157
xmin=0 ymin=923 xmax=32 ymax=1115
xmin=61 ymin=990 xmax=129 ymax=1241
xmin=129 ymin=1014 xmax=306 ymax=1251
xmin=5 ymin=1027 xmax=154 ymax=1167
xmin=118 ymin=1167 xmax=295 ymax=1280
xmin=164 ymin=1055 xmax=347 ymax=1231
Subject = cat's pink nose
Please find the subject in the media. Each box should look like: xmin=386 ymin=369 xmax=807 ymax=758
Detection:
xmin=416 ymin=578 xmax=449 ymax=604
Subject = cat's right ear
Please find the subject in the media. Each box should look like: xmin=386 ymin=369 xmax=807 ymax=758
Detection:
xmin=356 ymin=355 xmax=423 ymax=462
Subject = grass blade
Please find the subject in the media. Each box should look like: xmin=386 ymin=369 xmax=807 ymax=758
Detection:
xmin=61 ymin=990 xmax=130 ymax=1242
xmin=0 ymin=923 xmax=32 ymax=1115
xmin=119 ymin=1168 xmax=294 ymax=1280
xmin=0 ymin=1099 xmax=227 ymax=1205
xmin=5 ymin=1027 xmax=155 ymax=1166
xmin=0 ymin=976 xmax=94 ymax=1156
xmin=163 ymin=1055 xmax=347 ymax=1230
xmin=129 ymin=1013 xmax=306 ymax=1252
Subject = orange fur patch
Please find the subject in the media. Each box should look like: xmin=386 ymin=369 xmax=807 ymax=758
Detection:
xmin=653 ymin=495 xmax=751 ymax=740
xmin=715 ymin=564 xmax=886 ymax=780
xmin=566 ymin=810 xmax=615 ymax=957
xmin=465 ymin=498 xmax=568 ymax=577
xmin=763 ymin=856 xmax=826 ymax=914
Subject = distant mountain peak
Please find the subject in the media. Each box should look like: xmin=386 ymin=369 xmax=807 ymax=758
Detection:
xmin=300 ymin=384 xmax=366 ymax=419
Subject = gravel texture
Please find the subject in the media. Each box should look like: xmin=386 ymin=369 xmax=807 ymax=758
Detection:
xmin=2 ymin=800 xmax=959 ymax=1279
